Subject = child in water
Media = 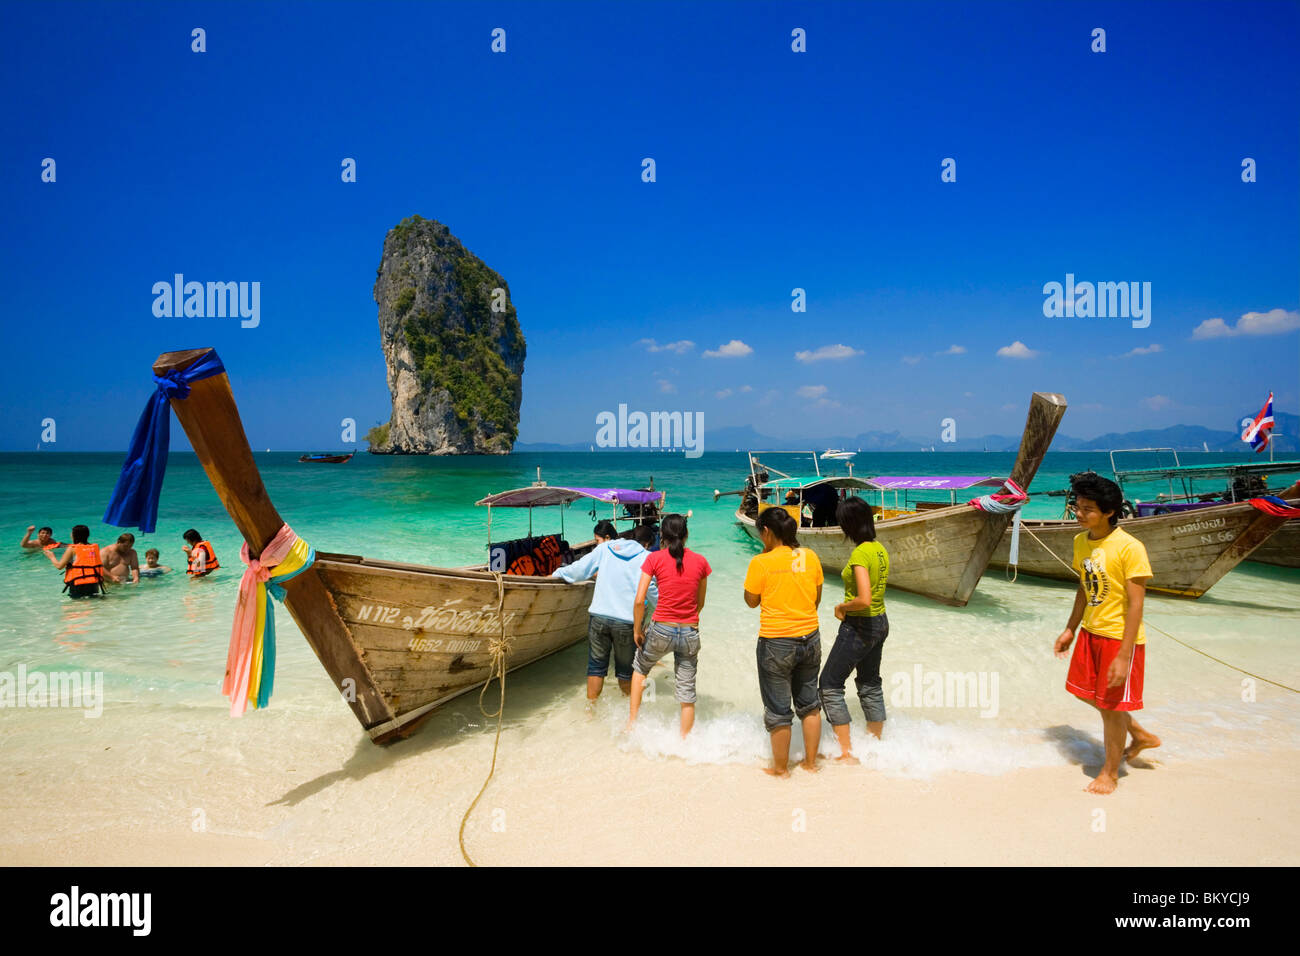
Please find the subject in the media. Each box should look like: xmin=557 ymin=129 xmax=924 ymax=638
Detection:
xmin=139 ymin=548 xmax=171 ymax=577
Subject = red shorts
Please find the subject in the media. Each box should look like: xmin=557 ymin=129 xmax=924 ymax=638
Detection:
xmin=1066 ymin=628 xmax=1144 ymax=711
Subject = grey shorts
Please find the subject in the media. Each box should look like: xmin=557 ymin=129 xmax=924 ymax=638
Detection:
xmin=633 ymin=622 xmax=700 ymax=703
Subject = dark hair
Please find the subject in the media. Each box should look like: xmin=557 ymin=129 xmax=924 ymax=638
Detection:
xmin=38 ymin=526 xmax=53 ymax=536
xmin=71 ymin=524 xmax=90 ymax=544
xmin=659 ymin=513 xmax=688 ymax=572
xmin=837 ymin=496 xmax=876 ymax=544
xmin=1072 ymin=474 xmax=1123 ymax=527
xmin=593 ymin=519 xmax=617 ymax=540
xmin=145 ymin=548 xmax=160 ymax=559
xmin=756 ymin=506 xmax=799 ymax=548
xmin=117 ymin=533 xmax=135 ymax=545
xmin=183 ymin=528 xmax=202 ymax=544
xmin=630 ymin=524 xmax=654 ymax=547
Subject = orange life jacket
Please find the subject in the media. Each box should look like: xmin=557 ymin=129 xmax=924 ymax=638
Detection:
xmin=63 ymin=543 xmax=104 ymax=587
xmin=187 ymin=540 xmax=220 ymax=575
xmin=42 ymin=541 xmax=61 ymax=551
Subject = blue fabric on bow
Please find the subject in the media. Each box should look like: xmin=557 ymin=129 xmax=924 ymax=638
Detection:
xmin=102 ymin=352 xmax=227 ymax=534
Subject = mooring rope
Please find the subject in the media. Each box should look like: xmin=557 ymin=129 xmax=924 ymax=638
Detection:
xmin=1014 ymin=523 xmax=1299 ymax=693
xmin=458 ymin=571 xmax=512 ymax=866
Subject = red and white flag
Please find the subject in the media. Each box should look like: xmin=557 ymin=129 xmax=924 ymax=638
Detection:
xmin=1241 ymin=392 xmax=1274 ymax=453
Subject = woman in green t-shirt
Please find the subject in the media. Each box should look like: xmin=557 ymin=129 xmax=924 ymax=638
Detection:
xmin=818 ymin=496 xmax=890 ymax=763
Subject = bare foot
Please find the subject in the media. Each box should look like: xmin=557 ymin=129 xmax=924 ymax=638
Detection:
xmin=1124 ymin=731 xmax=1161 ymax=762
xmin=1086 ymin=773 xmax=1118 ymax=795
xmin=833 ymin=753 xmax=860 ymax=765
xmin=622 ymin=719 xmax=636 ymax=735
xmin=800 ymin=757 xmax=822 ymax=773
xmin=763 ymin=766 xmax=790 ymax=778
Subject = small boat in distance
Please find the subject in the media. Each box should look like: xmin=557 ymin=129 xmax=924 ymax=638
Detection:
xmin=145 ymin=348 xmax=667 ymax=744
xmin=298 ymin=452 xmax=354 ymax=463
xmin=820 ymin=449 xmax=856 ymax=460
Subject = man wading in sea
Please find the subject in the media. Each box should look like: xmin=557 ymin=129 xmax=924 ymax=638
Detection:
xmin=101 ymin=532 xmax=141 ymax=584
xmin=1054 ymin=474 xmax=1161 ymax=794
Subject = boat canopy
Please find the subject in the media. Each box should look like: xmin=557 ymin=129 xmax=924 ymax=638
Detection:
xmin=476 ymin=485 xmax=665 ymax=508
xmin=867 ymin=475 xmax=1006 ymax=491
xmin=759 ymin=475 xmax=876 ymax=493
xmin=1112 ymin=461 xmax=1300 ymax=483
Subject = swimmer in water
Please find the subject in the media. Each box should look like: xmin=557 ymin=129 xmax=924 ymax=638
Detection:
xmin=139 ymin=548 xmax=171 ymax=577
xmin=101 ymin=532 xmax=141 ymax=584
xmin=20 ymin=525 xmax=63 ymax=551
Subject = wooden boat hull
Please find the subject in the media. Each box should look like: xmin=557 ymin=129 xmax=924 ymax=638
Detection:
xmin=1246 ymin=519 xmax=1300 ymax=568
xmin=733 ymin=391 xmax=1068 ymax=606
xmin=989 ymin=496 xmax=1300 ymax=597
xmin=315 ymin=554 xmax=594 ymax=741
xmin=738 ymin=503 xmax=1032 ymax=606
xmin=153 ymin=347 xmax=597 ymax=744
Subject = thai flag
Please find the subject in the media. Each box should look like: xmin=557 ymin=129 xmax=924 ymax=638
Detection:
xmin=1241 ymin=392 xmax=1274 ymax=453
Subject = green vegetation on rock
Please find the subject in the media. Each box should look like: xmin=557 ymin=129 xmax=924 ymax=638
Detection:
xmin=364 ymin=422 xmax=390 ymax=448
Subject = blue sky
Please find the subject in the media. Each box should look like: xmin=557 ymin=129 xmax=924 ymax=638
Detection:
xmin=1 ymin=0 xmax=1296 ymax=451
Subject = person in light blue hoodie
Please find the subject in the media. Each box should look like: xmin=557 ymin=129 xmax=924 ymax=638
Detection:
xmin=553 ymin=522 xmax=658 ymax=701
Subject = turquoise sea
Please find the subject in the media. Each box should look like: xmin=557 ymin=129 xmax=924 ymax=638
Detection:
xmin=2 ymin=449 xmax=1298 ymax=800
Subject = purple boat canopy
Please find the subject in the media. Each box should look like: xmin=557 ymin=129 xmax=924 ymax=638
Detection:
xmin=867 ymin=475 xmax=1006 ymax=491
xmin=476 ymin=485 xmax=665 ymax=508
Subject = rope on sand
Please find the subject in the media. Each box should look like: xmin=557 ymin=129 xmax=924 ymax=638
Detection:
xmin=458 ymin=571 xmax=513 ymax=866
xmin=1015 ymin=523 xmax=1299 ymax=694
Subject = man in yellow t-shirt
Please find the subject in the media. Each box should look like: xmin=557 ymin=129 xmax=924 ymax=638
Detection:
xmin=743 ymin=507 xmax=823 ymax=777
xmin=1053 ymin=474 xmax=1161 ymax=795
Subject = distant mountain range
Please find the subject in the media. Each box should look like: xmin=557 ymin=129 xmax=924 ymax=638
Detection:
xmin=517 ymin=412 xmax=1299 ymax=454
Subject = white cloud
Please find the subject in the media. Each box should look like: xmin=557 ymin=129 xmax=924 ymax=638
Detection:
xmin=901 ymin=355 xmax=923 ymax=366
xmin=794 ymin=343 xmax=863 ymax=363
xmin=657 ymin=379 xmax=676 ymax=394
xmin=797 ymin=385 xmax=828 ymax=399
xmin=816 ymin=397 xmax=842 ymax=409
xmin=637 ymin=338 xmax=695 ymax=354
xmin=703 ymin=339 xmax=753 ymax=358
xmin=1001 ymin=403 xmax=1018 ymax=412
xmin=1121 ymin=344 xmax=1163 ymax=357
xmin=739 ymin=385 xmax=753 ymax=393
xmin=937 ymin=344 xmax=966 ymax=355
xmin=715 ymin=388 xmax=732 ymax=399
xmin=1143 ymin=395 xmax=1173 ymax=411
xmin=1192 ymin=309 xmax=1300 ymax=340
xmin=996 ymin=340 xmax=1039 ymax=359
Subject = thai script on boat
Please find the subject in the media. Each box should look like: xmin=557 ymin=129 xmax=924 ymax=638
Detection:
xmin=595 ymin=403 xmax=704 ymax=458
xmin=1172 ymin=516 xmax=1227 ymax=536
xmin=891 ymin=530 xmax=940 ymax=565
xmin=151 ymin=274 xmax=261 ymax=328
xmin=1042 ymin=273 xmax=1151 ymax=329
xmin=354 ymin=602 xmax=517 ymax=635
xmin=0 ymin=665 xmax=103 ymax=717
xmin=890 ymin=665 xmax=999 ymax=718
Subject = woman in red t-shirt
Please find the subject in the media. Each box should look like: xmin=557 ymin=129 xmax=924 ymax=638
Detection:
xmin=628 ymin=514 xmax=711 ymax=737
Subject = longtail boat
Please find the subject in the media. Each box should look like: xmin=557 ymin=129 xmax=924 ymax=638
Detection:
xmin=720 ymin=392 xmax=1068 ymax=606
xmin=298 ymin=452 xmax=354 ymax=463
xmin=146 ymin=348 xmax=665 ymax=744
xmin=1106 ymin=452 xmax=1300 ymax=570
xmin=989 ymin=452 xmax=1300 ymax=595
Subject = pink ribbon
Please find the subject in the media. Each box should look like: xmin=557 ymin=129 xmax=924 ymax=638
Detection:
xmin=223 ymin=524 xmax=299 ymax=716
